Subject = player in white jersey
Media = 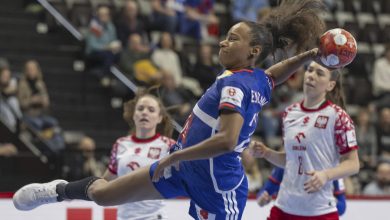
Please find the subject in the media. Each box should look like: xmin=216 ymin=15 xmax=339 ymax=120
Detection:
xmin=13 ymin=1 xmax=330 ymax=219
xmin=101 ymin=91 xmax=175 ymax=220
xmin=250 ymin=61 xmax=360 ymax=220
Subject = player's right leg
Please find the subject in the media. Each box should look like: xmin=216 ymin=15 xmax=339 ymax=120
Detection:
xmin=13 ymin=165 xmax=164 ymax=211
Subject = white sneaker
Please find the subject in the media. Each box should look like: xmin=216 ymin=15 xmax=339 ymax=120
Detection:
xmin=13 ymin=179 xmax=68 ymax=211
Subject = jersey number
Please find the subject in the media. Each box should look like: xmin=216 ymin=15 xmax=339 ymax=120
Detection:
xmin=298 ymin=156 xmax=303 ymax=175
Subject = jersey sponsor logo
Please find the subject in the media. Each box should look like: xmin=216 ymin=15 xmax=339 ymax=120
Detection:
xmin=200 ymin=209 xmax=209 ymax=220
xmin=286 ymin=119 xmax=295 ymax=124
xmin=251 ymin=90 xmax=268 ymax=106
xmin=134 ymin=147 xmax=141 ymax=154
xmin=346 ymin=130 xmax=357 ymax=147
xmin=295 ymin=132 xmax=306 ymax=143
xmin=228 ymin=88 xmax=236 ymax=96
xmin=147 ymin=147 xmax=162 ymax=159
xmin=127 ymin=161 xmax=140 ymax=171
xmin=195 ymin=204 xmax=216 ymax=220
xmin=292 ymin=145 xmax=307 ymax=151
xmin=220 ymin=86 xmax=244 ymax=107
xmin=315 ymin=115 xmax=329 ymax=129
xmin=302 ymin=116 xmax=310 ymax=126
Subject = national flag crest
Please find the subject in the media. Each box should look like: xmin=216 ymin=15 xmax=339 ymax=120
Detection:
xmin=314 ymin=115 xmax=329 ymax=129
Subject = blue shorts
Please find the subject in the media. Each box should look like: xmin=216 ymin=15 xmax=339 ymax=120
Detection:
xmin=149 ymin=161 xmax=248 ymax=220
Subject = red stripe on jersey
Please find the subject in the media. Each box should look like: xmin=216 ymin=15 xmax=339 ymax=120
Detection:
xmin=269 ymin=176 xmax=281 ymax=185
xmin=334 ymin=190 xmax=345 ymax=196
xmin=300 ymin=100 xmax=331 ymax=112
xmin=108 ymin=142 xmax=119 ymax=175
xmin=131 ymin=133 xmax=161 ymax=143
xmin=108 ymin=167 xmax=117 ymax=175
xmin=231 ymin=68 xmax=254 ymax=73
xmin=219 ymin=103 xmax=236 ymax=110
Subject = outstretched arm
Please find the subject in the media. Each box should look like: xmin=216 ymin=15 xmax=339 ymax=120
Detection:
xmin=250 ymin=141 xmax=286 ymax=168
xmin=265 ymin=48 xmax=318 ymax=85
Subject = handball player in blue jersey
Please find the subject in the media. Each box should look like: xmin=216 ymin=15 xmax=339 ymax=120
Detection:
xmin=13 ymin=1 xmax=328 ymax=219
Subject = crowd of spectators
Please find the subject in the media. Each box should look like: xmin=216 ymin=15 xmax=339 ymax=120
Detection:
xmin=1 ymin=0 xmax=390 ymax=196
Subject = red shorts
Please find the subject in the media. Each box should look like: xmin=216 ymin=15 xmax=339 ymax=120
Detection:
xmin=267 ymin=206 xmax=339 ymax=220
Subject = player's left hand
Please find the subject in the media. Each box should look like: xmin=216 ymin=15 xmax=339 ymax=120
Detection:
xmin=303 ymin=170 xmax=329 ymax=193
xmin=152 ymin=153 xmax=180 ymax=182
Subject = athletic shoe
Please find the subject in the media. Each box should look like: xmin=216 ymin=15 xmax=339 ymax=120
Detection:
xmin=13 ymin=179 xmax=68 ymax=211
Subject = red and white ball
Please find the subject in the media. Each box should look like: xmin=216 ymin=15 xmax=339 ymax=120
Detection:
xmin=319 ymin=28 xmax=357 ymax=68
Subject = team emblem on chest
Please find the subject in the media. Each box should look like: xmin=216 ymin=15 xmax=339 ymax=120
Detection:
xmin=314 ymin=115 xmax=329 ymax=129
xmin=147 ymin=147 xmax=162 ymax=159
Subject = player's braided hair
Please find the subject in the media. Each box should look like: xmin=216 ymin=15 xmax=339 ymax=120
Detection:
xmin=123 ymin=86 xmax=174 ymax=138
xmin=243 ymin=0 xmax=326 ymax=62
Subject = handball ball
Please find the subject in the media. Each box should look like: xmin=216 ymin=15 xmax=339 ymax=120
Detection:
xmin=319 ymin=28 xmax=357 ymax=68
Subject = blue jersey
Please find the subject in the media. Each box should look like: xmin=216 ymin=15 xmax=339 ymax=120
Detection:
xmin=151 ymin=68 xmax=273 ymax=220
xmin=174 ymin=68 xmax=273 ymax=191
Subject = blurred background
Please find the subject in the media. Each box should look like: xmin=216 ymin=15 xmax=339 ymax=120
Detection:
xmin=0 ymin=0 xmax=389 ymax=198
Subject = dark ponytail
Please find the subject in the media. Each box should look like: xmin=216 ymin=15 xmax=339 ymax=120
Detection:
xmin=244 ymin=0 xmax=326 ymax=62
xmin=327 ymin=69 xmax=346 ymax=109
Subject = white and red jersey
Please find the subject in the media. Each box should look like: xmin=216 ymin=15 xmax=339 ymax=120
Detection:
xmin=108 ymin=133 xmax=175 ymax=220
xmin=275 ymin=100 xmax=358 ymax=216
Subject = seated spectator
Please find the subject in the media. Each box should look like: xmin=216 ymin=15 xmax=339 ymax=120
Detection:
xmin=190 ymin=43 xmax=221 ymax=91
xmin=17 ymin=60 xmax=65 ymax=153
xmin=178 ymin=0 xmax=219 ymax=41
xmin=63 ymin=136 xmax=104 ymax=181
xmin=377 ymin=107 xmax=390 ymax=160
xmin=151 ymin=32 xmax=183 ymax=86
xmin=0 ymin=143 xmax=18 ymax=157
xmin=258 ymin=66 xmax=304 ymax=143
xmin=363 ymin=161 xmax=390 ymax=195
xmin=372 ymin=43 xmax=390 ymax=109
xmin=85 ymin=5 xmax=121 ymax=78
xmin=232 ymin=0 xmax=269 ymax=22
xmin=0 ymin=67 xmax=23 ymax=132
xmin=0 ymin=57 xmax=10 ymax=69
xmin=150 ymin=0 xmax=178 ymax=34
xmin=115 ymin=0 xmax=147 ymax=47
xmin=356 ymin=108 xmax=378 ymax=168
xmin=159 ymin=72 xmax=194 ymax=124
xmin=119 ymin=33 xmax=162 ymax=86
